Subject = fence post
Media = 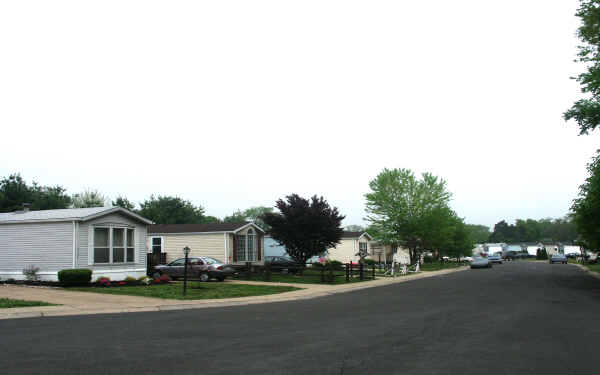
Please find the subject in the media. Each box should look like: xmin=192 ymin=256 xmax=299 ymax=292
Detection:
xmin=246 ymin=261 xmax=251 ymax=279
xmin=264 ymin=262 xmax=271 ymax=282
xmin=360 ymin=262 xmax=364 ymax=280
xmin=372 ymin=264 xmax=375 ymax=279
xmin=328 ymin=264 xmax=334 ymax=283
xmin=346 ymin=263 xmax=350 ymax=281
xmin=320 ymin=267 xmax=325 ymax=283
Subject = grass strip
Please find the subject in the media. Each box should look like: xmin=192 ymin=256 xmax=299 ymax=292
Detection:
xmin=0 ymin=298 xmax=57 ymax=309
xmin=69 ymin=282 xmax=301 ymax=300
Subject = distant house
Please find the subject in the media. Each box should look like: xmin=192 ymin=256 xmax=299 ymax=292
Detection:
xmin=326 ymin=231 xmax=373 ymax=263
xmin=484 ymin=243 xmax=506 ymax=255
xmin=266 ymin=232 xmax=410 ymax=264
xmin=523 ymin=242 xmax=543 ymax=257
xmin=147 ymin=222 xmax=265 ymax=265
xmin=368 ymin=242 xmax=411 ymax=264
xmin=0 ymin=206 xmax=153 ymax=281
xmin=542 ymin=243 xmax=562 ymax=256
xmin=563 ymin=245 xmax=581 ymax=256
xmin=472 ymin=244 xmax=486 ymax=256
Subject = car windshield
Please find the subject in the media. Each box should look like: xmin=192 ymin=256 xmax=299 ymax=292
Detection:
xmin=203 ymin=257 xmax=221 ymax=265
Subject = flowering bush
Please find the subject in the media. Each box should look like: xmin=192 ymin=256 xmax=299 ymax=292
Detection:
xmin=119 ymin=281 xmax=126 ymax=286
xmin=97 ymin=277 xmax=111 ymax=287
xmin=153 ymin=274 xmax=172 ymax=284
xmin=124 ymin=276 xmax=137 ymax=284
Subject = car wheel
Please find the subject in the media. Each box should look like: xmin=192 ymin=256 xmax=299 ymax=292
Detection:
xmin=199 ymin=273 xmax=210 ymax=282
xmin=216 ymin=276 xmax=225 ymax=282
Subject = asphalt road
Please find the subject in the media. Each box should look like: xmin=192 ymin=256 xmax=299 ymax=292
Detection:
xmin=1 ymin=262 xmax=600 ymax=375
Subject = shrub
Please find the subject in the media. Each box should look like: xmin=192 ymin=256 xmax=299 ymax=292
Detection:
xmin=58 ymin=269 xmax=93 ymax=286
xmin=97 ymin=277 xmax=111 ymax=287
xmin=124 ymin=276 xmax=137 ymax=284
xmin=326 ymin=260 xmax=344 ymax=271
xmin=423 ymin=255 xmax=435 ymax=263
xmin=137 ymin=276 xmax=152 ymax=285
xmin=363 ymin=259 xmax=376 ymax=266
xmin=23 ymin=265 xmax=41 ymax=281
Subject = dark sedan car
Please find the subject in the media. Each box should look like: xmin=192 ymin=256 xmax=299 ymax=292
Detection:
xmin=265 ymin=256 xmax=303 ymax=273
xmin=154 ymin=257 xmax=234 ymax=281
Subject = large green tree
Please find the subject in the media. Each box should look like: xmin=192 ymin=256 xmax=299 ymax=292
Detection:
xmin=224 ymin=206 xmax=274 ymax=230
xmin=572 ymin=150 xmax=600 ymax=250
xmin=112 ymin=196 xmax=136 ymax=211
xmin=564 ymin=0 xmax=600 ymax=134
xmin=365 ymin=168 xmax=453 ymax=264
xmin=439 ymin=216 xmax=475 ymax=261
xmin=0 ymin=174 xmax=72 ymax=212
xmin=71 ymin=190 xmax=108 ymax=208
xmin=465 ymin=224 xmax=491 ymax=244
xmin=344 ymin=224 xmax=365 ymax=232
xmin=138 ymin=195 xmax=206 ymax=224
xmin=488 ymin=217 xmax=577 ymax=243
xmin=262 ymin=194 xmax=344 ymax=265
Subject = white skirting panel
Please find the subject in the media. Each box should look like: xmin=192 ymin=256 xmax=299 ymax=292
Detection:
xmin=0 ymin=268 xmax=146 ymax=282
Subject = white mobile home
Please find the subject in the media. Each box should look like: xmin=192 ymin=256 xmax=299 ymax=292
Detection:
xmin=0 ymin=206 xmax=152 ymax=281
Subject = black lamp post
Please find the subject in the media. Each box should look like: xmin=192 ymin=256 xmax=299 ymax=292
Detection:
xmin=183 ymin=246 xmax=191 ymax=296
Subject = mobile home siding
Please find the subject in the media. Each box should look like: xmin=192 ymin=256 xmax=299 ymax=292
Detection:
xmin=327 ymin=239 xmax=358 ymax=263
xmin=164 ymin=234 xmax=226 ymax=263
xmin=0 ymin=222 xmax=73 ymax=272
xmin=77 ymin=213 xmax=147 ymax=271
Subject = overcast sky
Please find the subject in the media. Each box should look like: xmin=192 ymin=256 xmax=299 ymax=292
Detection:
xmin=1 ymin=1 xmax=598 ymax=229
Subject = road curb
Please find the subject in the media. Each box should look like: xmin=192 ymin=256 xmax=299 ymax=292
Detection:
xmin=0 ymin=267 xmax=468 ymax=320
xmin=572 ymin=263 xmax=600 ymax=280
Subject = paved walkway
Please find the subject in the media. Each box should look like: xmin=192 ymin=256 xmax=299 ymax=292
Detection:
xmin=0 ymin=267 xmax=467 ymax=319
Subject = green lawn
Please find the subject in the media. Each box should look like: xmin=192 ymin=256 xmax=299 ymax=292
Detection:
xmin=578 ymin=262 xmax=600 ymax=274
xmin=68 ymin=282 xmax=301 ymax=300
xmin=587 ymin=263 xmax=600 ymax=273
xmin=0 ymin=298 xmax=56 ymax=309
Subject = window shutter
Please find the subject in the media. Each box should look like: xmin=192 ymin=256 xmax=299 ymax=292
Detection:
xmin=257 ymin=234 xmax=262 ymax=261
xmin=88 ymin=225 xmax=94 ymax=265
xmin=135 ymin=228 xmax=140 ymax=264
xmin=233 ymin=235 xmax=238 ymax=262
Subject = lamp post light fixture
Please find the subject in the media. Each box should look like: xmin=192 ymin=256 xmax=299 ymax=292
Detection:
xmin=183 ymin=246 xmax=191 ymax=296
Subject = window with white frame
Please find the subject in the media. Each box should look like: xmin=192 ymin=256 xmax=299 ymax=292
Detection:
xmin=93 ymin=226 xmax=136 ymax=264
xmin=237 ymin=235 xmax=247 ymax=261
xmin=236 ymin=229 xmax=257 ymax=262
xmin=359 ymin=242 xmax=368 ymax=257
xmin=151 ymin=237 xmax=163 ymax=253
